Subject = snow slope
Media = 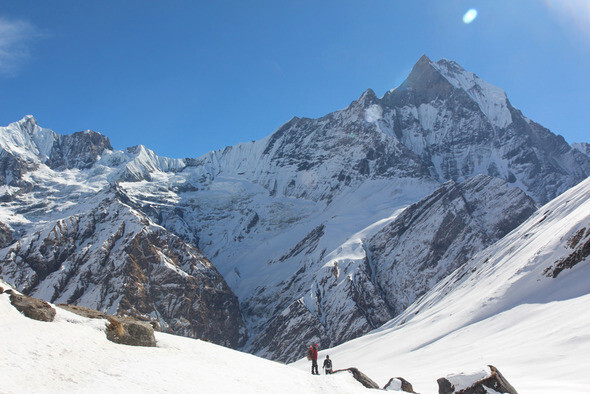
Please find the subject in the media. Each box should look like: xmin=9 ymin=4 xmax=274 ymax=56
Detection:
xmin=293 ymin=177 xmax=590 ymax=393
xmin=0 ymin=285 xmax=374 ymax=393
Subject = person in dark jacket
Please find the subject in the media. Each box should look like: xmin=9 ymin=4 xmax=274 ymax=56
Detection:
xmin=310 ymin=344 xmax=319 ymax=375
xmin=323 ymin=355 xmax=333 ymax=374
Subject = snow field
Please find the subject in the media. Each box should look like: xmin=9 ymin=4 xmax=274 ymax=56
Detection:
xmin=0 ymin=291 xmax=375 ymax=393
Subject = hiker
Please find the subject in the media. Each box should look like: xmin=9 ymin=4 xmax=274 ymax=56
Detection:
xmin=323 ymin=355 xmax=333 ymax=374
xmin=308 ymin=343 xmax=319 ymax=375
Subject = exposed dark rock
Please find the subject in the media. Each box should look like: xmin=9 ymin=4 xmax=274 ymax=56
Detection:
xmin=47 ymin=130 xmax=113 ymax=170
xmin=276 ymin=225 xmax=325 ymax=263
xmin=437 ymin=365 xmax=518 ymax=394
xmin=333 ymin=367 xmax=380 ymax=389
xmin=544 ymin=227 xmax=590 ymax=278
xmin=120 ymin=228 xmax=247 ymax=348
xmin=0 ymin=151 xmax=38 ymax=187
xmin=367 ymin=175 xmax=536 ymax=318
xmin=0 ymin=221 xmax=13 ymax=248
xmin=56 ymin=304 xmax=157 ymax=346
xmin=8 ymin=291 xmax=56 ymax=322
xmin=437 ymin=377 xmax=454 ymax=394
xmin=105 ymin=317 xmax=157 ymax=347
xmin=384 ymin=377 xmax=418 ymax=392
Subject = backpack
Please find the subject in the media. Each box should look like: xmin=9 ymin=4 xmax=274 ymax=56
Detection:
xmin=306 ymin=347 xmax=312 ymax=360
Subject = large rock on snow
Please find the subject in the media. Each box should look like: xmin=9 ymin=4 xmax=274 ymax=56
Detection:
xmin=384 ymin=377 xmax=417 ymax=392
xmin=56 ymin=303 xmax=112 ymax=320
xmin=57 ymin=303 xmax=157 ymax=347
xmin=333 ymin=367 xmax=380 ymax=389
xmin=5 ymin=290 xmax=56 ymax=322
xmin=437 ymin=365 xmax=518 ymax=394
xmin=105 ymin=317 xmax=157 ymax=347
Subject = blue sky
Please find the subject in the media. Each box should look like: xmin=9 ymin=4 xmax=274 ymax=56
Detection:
xmin=0 ymin=1 xmax=588 ymax=158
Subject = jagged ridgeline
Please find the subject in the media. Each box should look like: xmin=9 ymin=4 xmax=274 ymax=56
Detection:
xmin=0 ymin=55 xmax=588 ymax=360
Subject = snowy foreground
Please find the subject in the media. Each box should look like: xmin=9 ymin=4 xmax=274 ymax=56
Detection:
xmin=0 ymin=291 xmax=369 ymax=393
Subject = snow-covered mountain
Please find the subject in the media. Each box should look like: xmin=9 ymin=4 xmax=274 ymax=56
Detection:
xmin=1 ymin=55 xmax=588 ymax=360
xmin=294 ymin=175 xmax=590 ymax=393
xmin=0 ymin=186 xmax=246 ymax=348
xmin=244 ymin=175 xmax=536 ymax=362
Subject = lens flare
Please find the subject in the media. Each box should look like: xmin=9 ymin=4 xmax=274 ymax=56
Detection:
xmin=463 ymin=9 xmax=478 ymax=24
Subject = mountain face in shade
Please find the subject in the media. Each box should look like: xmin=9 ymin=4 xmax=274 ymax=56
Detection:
xmin=244 ymin=175 xmax=537 ymax=362
xmin=0 ymin=55 xmax=588 ymax=360
xmin=0 ymin=187 xmax=247 ymax=348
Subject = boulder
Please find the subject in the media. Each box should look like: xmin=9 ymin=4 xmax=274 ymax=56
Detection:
xmin=105 ymin=317 xmax=157 ymax=347
xmin=7 ymin=290 xmax=56 ymax=322
xmin=384 ymin=377 xmax=418 ymax=392
xmin=57 ymin=304 xmax=158 ymax=346
xmin=333 ymin=367 xmax=380 ymax=389
xmin=437 ymin=365 xmax=517 ymax=394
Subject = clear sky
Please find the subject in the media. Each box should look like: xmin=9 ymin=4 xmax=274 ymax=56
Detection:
xmin=0 ymin=1 xmax=588 ymax=159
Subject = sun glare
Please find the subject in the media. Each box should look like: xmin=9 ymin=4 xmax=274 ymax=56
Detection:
xmin=463 ymin=9 xmax=478 ymax=24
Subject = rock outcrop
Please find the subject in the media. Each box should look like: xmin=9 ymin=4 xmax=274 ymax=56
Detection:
xmin=437 ymin=365 xmax=517 ymax=394
xmin=105 ymin=317 xmax=157 ymax=347
xmin=0 ymin=221 xmax=13 ymax=248
xmin=333 ymin=367 xmax=380 ymax=389
xmin=384 ymin=377 xmax=417 ymax=393
xmin=4 ymin=288 xmax=56 ymax=322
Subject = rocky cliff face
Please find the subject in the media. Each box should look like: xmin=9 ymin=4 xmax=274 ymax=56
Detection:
xmin=0 ymin=187 xmax=247 ymax=348
xmin=242 ymin=175 xmax=536 ymax=362
xmin=46 ymin=130 xmax=112 ymax=171
xmin=365 ymin=175 xmax=537 ymax=317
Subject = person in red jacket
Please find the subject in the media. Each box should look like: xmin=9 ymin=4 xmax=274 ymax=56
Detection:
xmin=309 ymin=343 xmax=319 ymax=375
